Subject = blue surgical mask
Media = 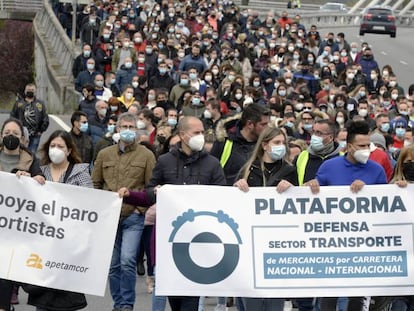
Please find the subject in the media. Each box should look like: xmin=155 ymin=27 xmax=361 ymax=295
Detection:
xmin=269 ymin=145 xmax=286 ymax=161
xmin=192 ymin=98 xmax=201 ymax=106
xmin=159 ymin=68 xmax=167 ymax=75
xmin=303 ymin=123 xmax=313 ymax=131
xmin=119 ymin=129 xmax=136 ymax=143
xmin=389 ymin=146 xmax=398 ymax=154
xmin=167 ymin=118 xmax=177 ymax=127
xmin=396 ymin=128 xmax=406 ymax=138
xmin=285 ymin=121 xmax=294 ymax=128
xmin=338 ymin=140 xmax=347 ymax=149
xmin=180 ymin=78 xmax=189 ymax=86
xmin=107 ymin=124 xmax=116 ymax=134
xmin=310 ymin=135 xmax=324 ymax=151
xmin=80 ymin=122 xmax=89 ymax=133
xmin=380 ymin=123 xmax=390 ymax=133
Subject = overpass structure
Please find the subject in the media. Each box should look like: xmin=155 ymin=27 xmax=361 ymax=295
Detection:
xmin=0 ymin=0 xmax=413 ymax=112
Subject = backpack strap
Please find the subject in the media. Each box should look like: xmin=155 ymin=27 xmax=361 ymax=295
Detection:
xmin=63 ymin=163 xmax=74 ymax=183
xmin=266 ymin=164 xmax=295 ymax=187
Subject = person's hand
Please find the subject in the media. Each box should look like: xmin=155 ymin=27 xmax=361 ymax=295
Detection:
xmin=118 ymin=187 xmax=130 ymax=198
xmin=33 ymin=175 xmax=45 ymax=185
xmin=154 ymin=185 xmax=161 ymax=195
xmin=16 ymin=170 xmax=31 ymax=178
xmin=230 ymin=101 xmax=240 ymax=109
xmin=234 ymin=178 xmax=249 ymax=192
xmin=395 ymin=180 xmax=408 ymax=188
xmin=276 ymin=179 xmax=293 ymax=193
xmin=304 ymin=179 xmax=320 ymax=194
xmin=350 ymin=179 xmax=365 ymax=193
xmin=297 ymin=122 xmax=304 ymax=134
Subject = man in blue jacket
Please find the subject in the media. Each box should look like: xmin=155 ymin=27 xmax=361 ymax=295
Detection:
xmin=309 ymin=120 xmax=387 ymax=311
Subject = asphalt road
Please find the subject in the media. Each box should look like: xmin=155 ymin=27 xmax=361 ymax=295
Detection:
xmin=319 ymin=27 xmax=413 ymax=93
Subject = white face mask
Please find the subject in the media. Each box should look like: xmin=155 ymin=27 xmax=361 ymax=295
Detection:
xmin=49 ymin=147 xmax=66 ymax=164
xmin=203 ymin=110 xmax=212 ymax=119
xmin=188 ymin=134 xmax=205 ymax=151
xmin=136 ymin=120 xmax=146 ymax=129
xmin=358 ymin=109 xmax=368 ymax=117
xmin=353 ymin=148 xmax=370 ymax=164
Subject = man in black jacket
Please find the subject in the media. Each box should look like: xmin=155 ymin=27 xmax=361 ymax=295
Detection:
xmin=146 ymin=116 xmax=226 ymax=311
xmin=210 ymin=103 xmax=271 ymax=185
xmin=10 ymin=83 xmax=49 ymax=154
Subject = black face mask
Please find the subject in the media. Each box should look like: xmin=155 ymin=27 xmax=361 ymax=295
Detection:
xmin=402 ymin=162 xmax=414 ymax=181
xmin=3 ymin=135 xmax=20 ymax=150
xmin=152 ymin=116 xmax=161 ymax=125
xmin=25 ymin=91 xmax=35 ymax=99
xmin=157 ymin=135 xmax=166 ymax=145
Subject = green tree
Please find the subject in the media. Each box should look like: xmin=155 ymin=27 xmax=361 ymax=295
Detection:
xmin=0 ymin=20 xmax=34 ymax=109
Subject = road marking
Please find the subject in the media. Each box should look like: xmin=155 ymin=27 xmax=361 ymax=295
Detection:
xmin=381 ymin=51 xmax=387 ymax=55
xmin=49 ymin=114 xmax=70 ymax=131
xmin=400 ymin=60 xmax=408 ymax=65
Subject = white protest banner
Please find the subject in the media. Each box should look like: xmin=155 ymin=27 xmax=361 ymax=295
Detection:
xmin=156 ymin=184 xmax=414 ymax=298
xmin=0 ymin=171 xmax=121 ymax=296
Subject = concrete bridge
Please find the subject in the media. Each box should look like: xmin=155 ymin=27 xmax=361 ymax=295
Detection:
xmin=1 ymin=0 xmax=414 ymax=113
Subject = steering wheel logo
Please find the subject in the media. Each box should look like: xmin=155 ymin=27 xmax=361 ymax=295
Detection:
xmin=169 ymin=209 xmax=242 ymax=284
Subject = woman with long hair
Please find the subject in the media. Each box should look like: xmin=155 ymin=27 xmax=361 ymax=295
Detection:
xmin=22 ymin=130 xmax=91 ymax=311
xmin=234 ymin=126 xmax=298 ymax=193
xmin=233 ymin=126 xmax=298 ymax=311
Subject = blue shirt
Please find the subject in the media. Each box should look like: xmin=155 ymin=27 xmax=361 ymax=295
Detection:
xmin=316 ymin=155 xmax=387 ymax=186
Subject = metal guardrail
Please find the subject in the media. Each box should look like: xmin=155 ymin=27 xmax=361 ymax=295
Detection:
xmin=0 ymin=0 xmax=43 ymax=10
xmin=235 ymin=0 xmax=414 ymax=21
xmin=299 ymin=11 xmax=414 ymax=27
xmin=32 ymin=0 xmax=78 ymax=112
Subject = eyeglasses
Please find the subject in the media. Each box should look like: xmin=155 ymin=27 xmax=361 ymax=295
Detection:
xmin=302 ymin=117 xmax=313 ymax=121
xmin=119 ymin=125 xmax=137 ymax=130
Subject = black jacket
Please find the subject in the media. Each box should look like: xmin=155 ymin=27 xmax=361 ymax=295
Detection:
xmin=242 ymin=159 xmax=298 ymax=187
xmin=23 ymin=284 xmax=87 ymax=311
xmin=10 ymin=98 xmax=49 ymax=136
xmin=146 ymin=145 xmax=226 ymax=204
xmin=210 ymin=125 xmax=256 ymax=186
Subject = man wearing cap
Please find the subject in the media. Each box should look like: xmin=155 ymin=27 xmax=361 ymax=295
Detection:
xmin=369 ymin=132 xmax=393 ymax=181
xmin=392 ymin=118 xmax=408 ymax=149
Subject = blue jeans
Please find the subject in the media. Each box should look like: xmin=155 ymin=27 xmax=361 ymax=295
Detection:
xmin=109 ymin=213 xmax=144 ymax=309
xmin=151 ymin=267 xmax=166 ymax=311
xmin=29 ymin=135 xmax=41 ymax=154
xmin=152 ymin=293 xmax=167 ymax=311
xmin=392 ymin=296 xmax=414 ymax=311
